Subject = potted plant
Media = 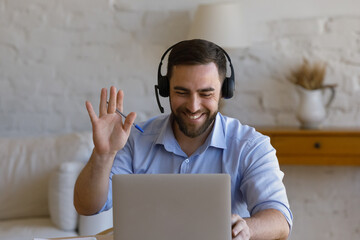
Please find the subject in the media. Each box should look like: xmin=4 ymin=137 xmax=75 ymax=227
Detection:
xmin=288 ymin=59 xmax=336 ymax=129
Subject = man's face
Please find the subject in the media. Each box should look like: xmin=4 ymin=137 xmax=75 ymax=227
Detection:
xmin=169 ymin=62 xmax=222 ymax=138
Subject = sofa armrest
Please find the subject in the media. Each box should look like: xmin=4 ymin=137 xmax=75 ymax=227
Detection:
xmin=48 ymin=161 xmax=86 ymax=231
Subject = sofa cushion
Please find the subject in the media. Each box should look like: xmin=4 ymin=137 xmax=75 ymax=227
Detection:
xmin=49 ymin=161 xmax=86 ymax=231
xmin=0 ymin=132 xmax=93 ymax=220
xmin=0 ymin=217 xmax=78 ymax=240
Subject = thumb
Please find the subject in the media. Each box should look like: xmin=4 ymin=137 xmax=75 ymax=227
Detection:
xmin=123 ymin=112 xmax=137 ymax=132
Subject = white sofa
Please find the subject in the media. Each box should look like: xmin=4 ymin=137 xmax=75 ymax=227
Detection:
xmin=0 ymin=132 xmax=113 ymax=240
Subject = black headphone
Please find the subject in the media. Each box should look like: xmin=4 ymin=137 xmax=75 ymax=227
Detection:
xmin=155 ymin=40 xmax=235 ymax=113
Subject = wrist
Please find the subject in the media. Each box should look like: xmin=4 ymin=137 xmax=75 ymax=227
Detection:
xmin=90 ymin=148 xmax=117 ymax=169
xmin=244 ymin=217 xmax=254 ymax=239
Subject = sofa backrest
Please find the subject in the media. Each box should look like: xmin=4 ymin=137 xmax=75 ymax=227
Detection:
xmin=0 ymin=132 xmax=93 ymax=220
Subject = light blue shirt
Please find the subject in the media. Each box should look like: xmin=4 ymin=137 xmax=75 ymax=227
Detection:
xmin=101 ymin=112 xmax=293 ymax=228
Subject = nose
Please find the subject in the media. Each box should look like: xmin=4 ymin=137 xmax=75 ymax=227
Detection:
xmin=186 ymin=94 xmax=201 ymax=113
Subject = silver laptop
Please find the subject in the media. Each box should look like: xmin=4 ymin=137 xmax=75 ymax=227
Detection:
xmin=112 ymin=174 xmax=231 ymax=240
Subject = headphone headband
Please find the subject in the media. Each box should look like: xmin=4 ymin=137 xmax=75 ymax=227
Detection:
xmin=155 ymin=40 xmax=235 ymax=113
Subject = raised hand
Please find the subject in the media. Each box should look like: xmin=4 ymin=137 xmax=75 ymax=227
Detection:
xmin=86 ymin=86 xmax=136 ymax=160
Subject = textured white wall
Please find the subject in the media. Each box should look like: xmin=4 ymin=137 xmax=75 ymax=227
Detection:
xmin=282 ymin=166 xmax=360 ymax=239
xmin=2 ymin=0 xmax=360 ymax=136
xmin=223 ymin=15 xmax=360 ymax=127
xmin=1 ymin=0 xmax=360 ymax=239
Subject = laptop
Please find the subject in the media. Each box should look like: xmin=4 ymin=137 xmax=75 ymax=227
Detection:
xmin=112 ymin=174 xmax=231 ymax=240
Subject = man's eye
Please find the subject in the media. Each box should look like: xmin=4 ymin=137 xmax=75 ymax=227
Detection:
xmin=176 ymin=91 xmax=187 ymax=95
xmin=201 ymin=93 xmax=212 ymax=97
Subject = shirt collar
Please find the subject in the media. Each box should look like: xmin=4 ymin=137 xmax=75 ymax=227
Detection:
xmin=155 ymin=114 xmax=180 ymax=154
xmin=207 ymin=112 xmax=227 ymax=149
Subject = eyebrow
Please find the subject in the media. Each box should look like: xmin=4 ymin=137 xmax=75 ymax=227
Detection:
xmin=173 ymin=86 xmax=215 ymax=92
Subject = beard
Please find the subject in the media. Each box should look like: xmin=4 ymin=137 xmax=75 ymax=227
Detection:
xmin=171 ymin=106 xmax=218 ymax=138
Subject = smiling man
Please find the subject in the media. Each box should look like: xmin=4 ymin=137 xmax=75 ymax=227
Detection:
xmin=170 ymin=63 xmax=221 ymax=156
xmin=74 ymin=39 xmax=293 ymax=240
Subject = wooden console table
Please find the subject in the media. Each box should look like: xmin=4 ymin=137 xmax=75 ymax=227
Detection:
xmin=257 ymin=128 xmax=360 ymax=165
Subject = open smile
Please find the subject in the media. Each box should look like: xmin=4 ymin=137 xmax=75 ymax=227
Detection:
xmin=187 ymin=113 xmax=202 ymax=120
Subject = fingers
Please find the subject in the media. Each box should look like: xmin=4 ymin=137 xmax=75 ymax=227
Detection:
xmin=231 ymin=214 xmax=241 ymax=225
xmin=123 ymin=112 xmax=137 ymax=133
xmin=231 ymin=214 xmax=242 ymax=237
xmin=116 ymin=89 xmax=124 ymax=113
xmin=99 ymin=86 xmax=122 ymax=117
xmin=95 ymin=86 xmax=130 ymax=127
xmin=231 ymin=214 xmax=250 ymax=240
xmin=99 ymin=88 xmax=108 ymax=117
xmin=85 ymin=101 xmax=98 ymax=124
xmin=108 ymin=86 xmax=117 ymax=113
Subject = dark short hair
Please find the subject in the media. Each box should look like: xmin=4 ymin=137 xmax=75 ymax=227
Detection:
xmin=166 ymin=39 xmax=227 ymax=81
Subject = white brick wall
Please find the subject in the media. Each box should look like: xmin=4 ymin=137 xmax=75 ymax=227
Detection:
xmin=223 ymin=15 xmax=360 ymax=128
xmin=1 ymin=0 xmax=360 ymax=239
xmin=2 ymin=0 xmax=360 ymax=136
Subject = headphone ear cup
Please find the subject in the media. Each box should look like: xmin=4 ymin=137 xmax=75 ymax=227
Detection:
xmin=221 ymin=77 xmax=234 ymax=99
xmin=158 ymin=76 xmax=170 ymax=97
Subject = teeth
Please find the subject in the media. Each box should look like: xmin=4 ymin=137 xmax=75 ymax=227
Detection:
xmin=188 ymin=114 xmax=201 ymax=120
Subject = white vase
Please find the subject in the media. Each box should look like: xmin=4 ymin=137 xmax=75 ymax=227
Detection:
xmin=296 ymin=86 xmax=335 ymax=129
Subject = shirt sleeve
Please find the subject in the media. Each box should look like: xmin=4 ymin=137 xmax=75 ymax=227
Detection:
xmin=240 ymin=134 xmax=293 ymax=229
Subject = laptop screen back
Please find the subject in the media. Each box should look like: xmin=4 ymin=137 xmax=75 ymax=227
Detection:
xmin=112 ymin=174 xmax=231 ymax=240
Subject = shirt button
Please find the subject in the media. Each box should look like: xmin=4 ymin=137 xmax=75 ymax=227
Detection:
xmin=185 ymin=159 xmax=189 ymax=163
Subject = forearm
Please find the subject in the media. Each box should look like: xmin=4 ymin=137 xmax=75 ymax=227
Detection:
xmin=74 ymin=149 xmax=115 ymax=215
xmin=245 ymin=209 xmax=290 ymax=240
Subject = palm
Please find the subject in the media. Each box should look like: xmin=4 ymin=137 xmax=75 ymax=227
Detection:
xmin=92 ymin=113 xmax=129 ymax=155
xmin=86 ymin=87 xmax=136 ymax=158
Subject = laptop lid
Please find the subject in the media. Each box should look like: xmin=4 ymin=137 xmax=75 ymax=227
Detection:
xmin=112 ymin=174 xmax=231 ymax=240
